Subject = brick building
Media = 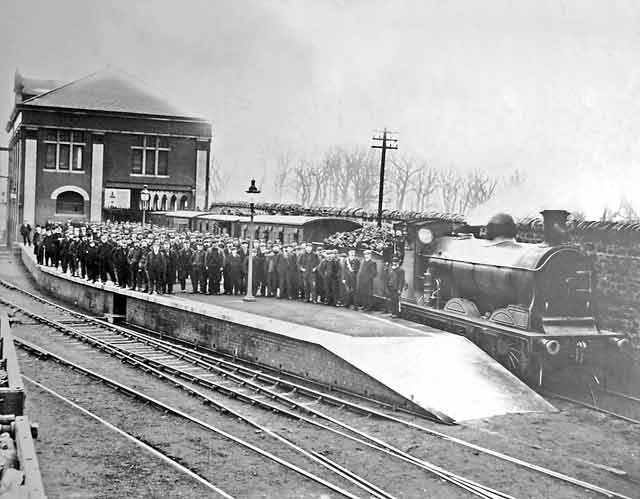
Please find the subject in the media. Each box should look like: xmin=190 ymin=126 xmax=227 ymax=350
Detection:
xmin=4 ymin=68 xmax=212 ymax=243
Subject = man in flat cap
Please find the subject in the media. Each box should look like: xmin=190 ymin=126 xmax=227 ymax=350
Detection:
xmin=385 ymin=256 xmax=405 ymax=317
xmin=357 ymin=249 xmax=377 ymax=311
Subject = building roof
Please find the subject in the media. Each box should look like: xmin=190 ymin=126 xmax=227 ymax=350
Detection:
xmin=19 ymin=67 xmax=205 ymax=120
xmin=14 ymin=71 xmax=63 ymax=102
xmin=197 ymin=214 xmax=246 ymax=222
xmin=161 ymin=210 xmax=203 ymax=219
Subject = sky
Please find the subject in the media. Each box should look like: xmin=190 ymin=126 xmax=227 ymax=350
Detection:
xmin=2 ymin=0 xmax=640 ymax=219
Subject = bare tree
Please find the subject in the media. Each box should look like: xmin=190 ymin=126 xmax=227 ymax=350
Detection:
xmin=389 ymin=154 xmax=418 ymax=211
xmin=344 ymin=147 xmax=378 ymax=209
xmin=292 ymin=158 xmax=315 ymax=206
xmin=458 ymin=170 xmax=499 ymax=214
xmin=272 ymin=150 xmax=295 ymax=201
xmin=504 ymin=169 xmax=526 ymax=189
xmin=411 ymin=162 xmax=439 ymax=211
xmin=208 ymin=157 xmax=231 ymax=204
xmin=437 ymin=167 xmax=462 ymax=213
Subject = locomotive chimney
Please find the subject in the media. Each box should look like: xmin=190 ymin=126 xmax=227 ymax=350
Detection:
xmin=540 ymin=210 xmax=569 ymax=245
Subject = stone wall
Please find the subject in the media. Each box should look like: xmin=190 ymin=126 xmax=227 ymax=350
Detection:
xmin=518 ymin=220 xmax=640 ymax=344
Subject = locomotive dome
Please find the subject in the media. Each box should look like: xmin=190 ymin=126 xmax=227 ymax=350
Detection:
xmin=485 ymin=213 xmax=517 ymax=240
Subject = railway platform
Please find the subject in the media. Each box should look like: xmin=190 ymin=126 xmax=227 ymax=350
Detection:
xmin=19 ymin=244 xmax=554 ymax=422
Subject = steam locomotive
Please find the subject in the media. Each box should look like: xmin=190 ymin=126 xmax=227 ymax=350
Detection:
xmin=400 ymin=210 xmax=630 ymax=383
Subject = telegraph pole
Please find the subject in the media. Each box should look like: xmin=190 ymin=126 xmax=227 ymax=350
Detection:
xmin=371 ymin=129 xmax=398 ymax=227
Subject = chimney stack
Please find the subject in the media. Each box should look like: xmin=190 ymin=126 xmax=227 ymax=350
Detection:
xmin=540 ymin=210 xmax=569 ymax=245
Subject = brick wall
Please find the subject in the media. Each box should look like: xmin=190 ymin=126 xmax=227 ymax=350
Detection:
xmin=103 ymin=133 xmax=197 ymax=188
xmin=518 ymin=221 xmax=640 ymax=344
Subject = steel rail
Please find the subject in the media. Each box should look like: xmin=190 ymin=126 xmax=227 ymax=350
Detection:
xmin=21 ymin=375 xmax=237 ymax=499
xmin=113 ymin=327 xmax=638 ymax=499
xmin=0 ymin=276 xmax=437 ymax=421
xmin=544 ymin=391 xmax=640 ymax=425
xmin=0 ymin=281 xmax=631 ymax=498
xmin=15 ymin=336 xmax=391 ymax=499
xmin=599 ymin=388 xmax=640 ymax=405
xmin=5 ymin=297 xmax=505 ymax=499
xmin=125 ymin=320 xmax=439 ymax=421
xmin=15 ymin=338 xmax=366 ymax=499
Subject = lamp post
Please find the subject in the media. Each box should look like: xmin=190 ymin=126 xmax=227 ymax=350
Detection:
xmin=140 ymin=185 xmax=150 ymax=228
xmin=243 ymin=179 xmax=261 ymax=302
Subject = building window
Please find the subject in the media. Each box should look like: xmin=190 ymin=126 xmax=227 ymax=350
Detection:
xmin=131 ymin=135 xmax=169 ymax=176
xmin=55 ymin=191 xmax=85 ymax=215
xmin=180 ymin=195 xmax=189 ymax=210
xmin=44 ymin=130 xmax=85 ymax=171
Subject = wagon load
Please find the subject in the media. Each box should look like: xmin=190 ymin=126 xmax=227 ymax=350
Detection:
xmin=323 ymin=224 xmax=395 ymax=253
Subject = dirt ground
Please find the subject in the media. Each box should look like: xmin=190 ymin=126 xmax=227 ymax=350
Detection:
xmin=1 ymin=249 xmax=639 ymax=499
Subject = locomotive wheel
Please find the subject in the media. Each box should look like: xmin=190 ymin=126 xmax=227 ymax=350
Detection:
xmin=498 ymin=339 xmax=533 ymax=379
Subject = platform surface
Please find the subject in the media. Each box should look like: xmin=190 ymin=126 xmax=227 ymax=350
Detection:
xmin=174 ymin=290 xmax=433 ymax=337
xmin=20 ymin=245 xmax=556 ymax=421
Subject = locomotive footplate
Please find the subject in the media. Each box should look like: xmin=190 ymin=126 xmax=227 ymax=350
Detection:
xmin=400 ymin=301 xmax=628 ymax=383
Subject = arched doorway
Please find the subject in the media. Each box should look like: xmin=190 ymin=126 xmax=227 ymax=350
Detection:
xmin=161 ymin=195 xmax=167 ymax=211
xmin=170 ymin=195 xmax=177 ymax=211
xmin=55 ymin=191 xmax=85 ymax=215
xmin=152 ymin=194 xmax=159 ymax=211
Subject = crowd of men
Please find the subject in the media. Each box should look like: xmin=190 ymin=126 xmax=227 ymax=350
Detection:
xmin=25 ymin=221 xmax=406 ymax=316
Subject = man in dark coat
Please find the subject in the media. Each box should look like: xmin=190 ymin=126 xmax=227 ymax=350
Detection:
xmin=190 ymin=242 xmax=206 ymax=293
xmin=43 ymin=229 xmax=57 ymax=267
xmin=146 ymin=242 xmax=166 ymax=294
xmin=176 ymin=241 xmax=192 ymax=291
xmin=322 ymin=250 xmax=341 ymax=306
xmin=253 ymin=246 xmax=266 ymax=296
xmin=162 ymin=241 xmax=178 ymax=294
xmin=86 ymin=239 xmax=100 ymax=283
xmin=205 ymin=243 xmax=224 ymax=295
xmin=341 ymin=249 xmax=360 ymax=309
xmin=32 ymin=226 xmax=44 ymax=264
xmin=224 ymin=247 xmax=243 ymax=295
xmin=114 ymin=241 xmax=129 ymax=288
xmin=20 ymin=224 xmax=31 ymax=246
xmin=59 ymin=234 xmax=70 ymax=273
xmin=286 ymin=246 xmax=299 ymax=300
xmin=77 ymin=235 xmax=88 ymax=278
xmin=137 ymin=242 xmax=149 ymax=293
xmin=274 ymin=245 xmax=288 ymax=299
xmin=298 ymin=244 xmax=319 ymax=303
xmin=127 ymin=241 xmax=142 ymax=290
xmin=385 ymin=256 xmax=405 ymax=317
xmin=357 ymin=249 xmax=378 ymax=311
xmin=265 ymin=250 xmax=277 ymax=297
xmin=98 ymin=235 xmax=117 ymax=284
xmin=66 ymin=236 xmax=78 ymax=276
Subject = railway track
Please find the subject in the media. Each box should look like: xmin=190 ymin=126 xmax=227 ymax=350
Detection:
xmin=543 ymin=381 xmax=640 ymax=426
xmin=21 ymin=374 xmax=236 ymax=499
xmin=0 ymin=278 xmax=635 ymax=499
xmin=16 ymin=339 xmax=378 ymax=499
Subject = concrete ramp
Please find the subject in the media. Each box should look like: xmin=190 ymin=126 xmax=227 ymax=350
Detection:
xmin=322 ymin=331 xmax=555 ymax=422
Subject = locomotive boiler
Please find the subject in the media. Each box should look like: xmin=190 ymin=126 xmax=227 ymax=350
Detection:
xmin=400 ymin=210 xmax=629 ymax=383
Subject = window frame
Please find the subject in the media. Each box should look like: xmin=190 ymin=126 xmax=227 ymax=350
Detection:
xmin=43 ymin=130 xmax=85 ymax=172
xmin=130 ymin=135 xmax=170 ymax=177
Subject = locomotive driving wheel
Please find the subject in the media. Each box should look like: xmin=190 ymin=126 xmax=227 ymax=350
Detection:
xmin=497 ymin=338 xmax=533 ymax=379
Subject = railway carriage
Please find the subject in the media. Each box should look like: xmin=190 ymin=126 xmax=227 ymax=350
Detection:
xmin=399 ymin=210 xmax=630 ymax=383
xmin=152 ymin=211 xmax=362 ymax=244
